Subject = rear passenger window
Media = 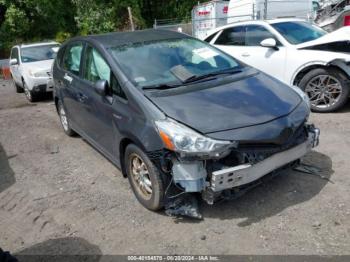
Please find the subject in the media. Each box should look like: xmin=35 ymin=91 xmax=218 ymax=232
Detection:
xmin=83 ymin=45 xmax=127 ymax=100
xmin=63 ymin=43 xmax=83 ymax=76
xmin=215 ymin=26 xmax=245 ymax=46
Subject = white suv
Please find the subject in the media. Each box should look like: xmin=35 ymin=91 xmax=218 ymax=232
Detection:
xmin=9 ymin=42 xmax=60 ymax=102
xmin=205 ymin=19 xmax=350 ymax=112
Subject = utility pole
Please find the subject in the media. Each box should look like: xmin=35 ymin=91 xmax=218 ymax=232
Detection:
xmin=128 ymin=7 xmax=135 ymax=31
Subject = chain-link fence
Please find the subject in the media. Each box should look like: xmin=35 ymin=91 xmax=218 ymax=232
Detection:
xmin=153 ymin=18 xmax=193 ymax=35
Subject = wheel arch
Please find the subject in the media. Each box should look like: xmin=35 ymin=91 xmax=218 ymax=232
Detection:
xmin=119 ymin=137 xmax=147 ymax=178
xmin=292 ymin=60 xmax=350 ymax=86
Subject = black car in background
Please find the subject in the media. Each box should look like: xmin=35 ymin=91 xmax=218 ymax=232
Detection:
xmin=52 ymin=29 xmax=320 ymax=211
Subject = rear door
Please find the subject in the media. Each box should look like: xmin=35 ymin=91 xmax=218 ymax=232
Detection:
xmin=80 ymin=44 xmax=128 ymax=157
xmin=10 ymin=47 xmax=21 ymax=84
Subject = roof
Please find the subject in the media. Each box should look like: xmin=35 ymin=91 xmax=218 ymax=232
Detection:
xmin=71 ymin=29 xmax=191 ymax=48
xmin=207 ymin=18 xmax=309 ymax=35
xmin=20 ymin=41 xmax=59 ymax=48
xmin=266 ymin=18 xmax=308 ymax=24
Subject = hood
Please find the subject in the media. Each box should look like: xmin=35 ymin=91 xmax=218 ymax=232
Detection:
xmin=146 ymin=69 xmax=303 ymax=134
xmin=297 ymin=26 xmax=350 ymax=49
xmin=22 ymin=59 xmax=54 ymax=73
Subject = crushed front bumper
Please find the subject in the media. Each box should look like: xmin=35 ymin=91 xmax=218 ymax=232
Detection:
xmin=168 ymin=124 xmax=320 ymax=198
xmin=210 ymin=129 xmax=319 ymax=192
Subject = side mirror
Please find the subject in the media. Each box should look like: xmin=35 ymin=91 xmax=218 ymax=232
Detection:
xmin=9 ymin=58 xmax=18 ymax=65
xmin=260 ymin=38 xmax=278 ymax=50
xmin=94 ymin=79 xmax=109 ymax=96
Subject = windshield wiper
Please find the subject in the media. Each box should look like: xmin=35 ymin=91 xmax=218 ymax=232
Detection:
xmin=183 ymin=68 xmax=243 ymax=84
xmin=142 ymin=68 xmax=243 ymax=90
xmin=142 ymin=83 xmax=182 ymax=90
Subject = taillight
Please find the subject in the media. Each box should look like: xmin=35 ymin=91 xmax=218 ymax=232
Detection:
xmin=344 ymin=16 xmax=350 ymax=26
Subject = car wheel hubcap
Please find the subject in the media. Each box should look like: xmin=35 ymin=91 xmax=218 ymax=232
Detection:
xmin=59 ymin=106 xmax=69 ymax=131
xmin=305 ymin=75 xmax=342 ymax=109
xmin=130 ymin=153 xmax=152 ymax=199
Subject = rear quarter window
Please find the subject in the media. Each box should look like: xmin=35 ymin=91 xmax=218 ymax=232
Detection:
xmin=62 ymin=43 xmax=83 ymax=76
xmin=56 ymin=46 xmax=66 ymax=69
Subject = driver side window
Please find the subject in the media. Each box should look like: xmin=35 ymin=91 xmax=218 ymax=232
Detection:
xmin=245 ymin=25 xmax=281 ymax=46
xmin=83 ymin=45 xmax=127 ymax=99
xmin=11 ymin=48 xmax=19 ymax=60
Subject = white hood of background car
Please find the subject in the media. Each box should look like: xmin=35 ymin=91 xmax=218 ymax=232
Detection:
xmin=22 ymin=59 xmax=54 ymax=73
xmin=297 ymin=26 xmax=350 ymax=49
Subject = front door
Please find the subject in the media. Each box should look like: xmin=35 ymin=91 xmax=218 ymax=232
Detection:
xmin=214 ymin=25 xmax=287 ymax=81
xmin=81 ymin=45 xmax=128 ymax=157
xmin=241 ymin=25 xmax=287 ymax=82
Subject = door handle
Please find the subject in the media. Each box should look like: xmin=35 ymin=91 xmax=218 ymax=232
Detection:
xmin=64 ymin=73 xmax=73 ymax=84
xmin=241 ymin=53 xmax=250 ymax=57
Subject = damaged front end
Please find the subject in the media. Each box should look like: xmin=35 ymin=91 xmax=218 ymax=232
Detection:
xmin=151 ymin=119 xmax=320 ymax=218
xmin=171 ymin=123 xmax=319 ymax=203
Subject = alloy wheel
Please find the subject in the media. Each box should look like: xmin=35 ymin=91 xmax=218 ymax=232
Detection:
xmin=129 ymin=153 xmax=152 ymax=200
xmin=305 ymin=75 xmax=342 ymax=109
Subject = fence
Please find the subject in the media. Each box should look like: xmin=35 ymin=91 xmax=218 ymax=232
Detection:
xmin=153 ymin=18 xmax=193 ymax=35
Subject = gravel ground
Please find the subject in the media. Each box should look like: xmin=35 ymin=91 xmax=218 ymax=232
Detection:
xmin=0 ymin=79 xmax=350 ymax=256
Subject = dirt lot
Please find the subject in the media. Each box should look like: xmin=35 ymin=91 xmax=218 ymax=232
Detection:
xmin=0 ymin=79 xmax=350 ymax=256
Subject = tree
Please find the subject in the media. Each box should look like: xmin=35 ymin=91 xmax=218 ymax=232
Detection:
xmin=72 ymin=0 xmax=145 ymax=34
xmin=0 ymin=0 xmax=204 ymax=57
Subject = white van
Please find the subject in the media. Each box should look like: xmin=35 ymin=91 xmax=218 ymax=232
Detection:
xmin=227 ymin=0 xmax=315 ymax=23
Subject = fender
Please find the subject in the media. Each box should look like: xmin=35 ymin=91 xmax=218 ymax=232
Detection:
xmin=291 ymin=59 xmax=350 ymax=85
xmin=290 ymin=61 xmax=328 ymax=86
xmin=328 ymin=59 xmax=350 ymax=78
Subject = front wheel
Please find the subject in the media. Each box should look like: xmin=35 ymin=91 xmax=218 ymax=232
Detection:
xmin=12 ymin=78 xmax=24 ymax=93
xmin=299 ymin=68 xmax=349 ymax=112
xmin=125 ymin=144 xmax=166 ymax=211
xmin=24 ymin=82 xmax=38 ymax=102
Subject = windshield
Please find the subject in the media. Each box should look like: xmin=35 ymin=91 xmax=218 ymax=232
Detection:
xmin=109 ymin=38 xmax=241 ymax=88
xmin=271 ymin=21 xmax=327 ymax=45
xmin=21 ymin=44 xmax=60 ymax=63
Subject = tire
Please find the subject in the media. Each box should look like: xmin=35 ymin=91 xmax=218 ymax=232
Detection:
xmin=23 ymin=82 xmax=38 ymax=102
xmin=57 ymin=100 xmax=76 ymax=136
xmin=12 ymin=78 xmax=24 ymax=93
xmin=299 ymin=68 xmax=349 ymax=112
xmin=125 ymin=144 xmax=166 ymax=211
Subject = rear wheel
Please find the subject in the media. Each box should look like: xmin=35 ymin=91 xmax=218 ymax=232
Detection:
xmin=125 ymin=144 xmax=166 ymax=211
xmin=299 ymin=68 xmax=349 ymax=112
xmin=57 ymin=101 xmax=76 ymax=136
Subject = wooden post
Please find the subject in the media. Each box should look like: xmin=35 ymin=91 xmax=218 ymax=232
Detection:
xmin=128 ymin=7 xmax=135 ymax=31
